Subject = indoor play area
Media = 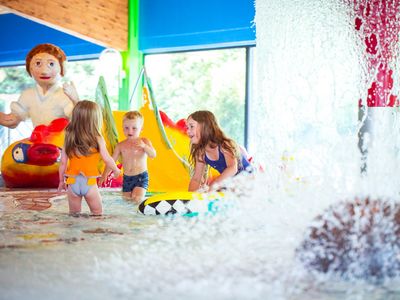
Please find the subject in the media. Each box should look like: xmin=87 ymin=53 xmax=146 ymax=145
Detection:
xmin=1 ymin=0 xmax=400 ymax=299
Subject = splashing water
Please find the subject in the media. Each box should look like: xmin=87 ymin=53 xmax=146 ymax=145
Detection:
xmin=296 ymin=197 xmax=400 ymax=281
xmin=2 ymin=0 xmax=400 ymax=299
xmin=250 ymin=0 xmax=400 ymax=296
xmin=1 ymin=175 xmax=400 ymax=299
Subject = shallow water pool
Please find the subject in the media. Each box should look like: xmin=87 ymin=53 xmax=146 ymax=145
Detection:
xmin=1 ymin=181 xmax=400 ymax=300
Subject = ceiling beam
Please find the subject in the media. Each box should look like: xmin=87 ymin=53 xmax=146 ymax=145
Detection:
xmin=0 ymin=0 xmax=128 ymax=50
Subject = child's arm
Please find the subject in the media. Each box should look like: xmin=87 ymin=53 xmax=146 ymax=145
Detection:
xmin=58 ymin=148 xmax=68 ymax=191
xmin=188 ymin=159 xmax=207 ymax=192
xmin=99 ymin=143 xmax=121 ymax=185
xmin=98 ymin=136 xmax=121 ymax=179
xmin=137 ymin=138 xmax=156 ymax=158
xmin=209 ymin=149 xmax=238 ymax=188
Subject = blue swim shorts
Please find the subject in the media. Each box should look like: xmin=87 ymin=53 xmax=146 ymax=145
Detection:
xmin=122 ymin=171 xmax=149 ymax=192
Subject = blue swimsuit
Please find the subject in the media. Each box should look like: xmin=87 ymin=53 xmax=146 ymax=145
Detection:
xmin=204 ymin=147 xmax=251 ymax=174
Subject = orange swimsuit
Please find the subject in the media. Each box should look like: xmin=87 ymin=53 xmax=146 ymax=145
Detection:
xmin=65 ymin=150 xmax=101 ymax=186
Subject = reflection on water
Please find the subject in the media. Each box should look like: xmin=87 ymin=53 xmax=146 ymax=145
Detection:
xmin=0 ymin=191 xmax=162 ymax=248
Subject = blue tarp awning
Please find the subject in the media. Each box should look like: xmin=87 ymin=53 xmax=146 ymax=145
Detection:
xmin=0 ymin=13 xmax=105 ymax=67
xmin=139 ymin=0 xmax=255 ymax=53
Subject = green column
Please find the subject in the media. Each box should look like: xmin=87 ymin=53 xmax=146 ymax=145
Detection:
xmin=119 ymin=0 xmax=143 ymax=111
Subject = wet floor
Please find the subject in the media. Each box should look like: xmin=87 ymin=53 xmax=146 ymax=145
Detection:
xmin=1 ymin=185 xmax=400 ymax=300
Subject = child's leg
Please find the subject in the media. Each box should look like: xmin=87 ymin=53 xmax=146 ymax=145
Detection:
xmin=84 ymin=184 xmax=103 ymax=216
xmin=67 ymin=187 xmax=83 ymax=214
xmin=131 ymin=187 xmax=146 ymax=203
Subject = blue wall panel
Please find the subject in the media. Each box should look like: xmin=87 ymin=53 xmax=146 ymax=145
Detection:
xmin=139 ymin=0 xmax=256 ymax=53
xmin=0 ymin=1 xmax=255 ymax=66
xmin=0 ymin=13 xmax=105 ymax=67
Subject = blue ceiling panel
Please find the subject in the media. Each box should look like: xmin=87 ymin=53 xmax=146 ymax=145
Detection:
xmin=0 ymin=13 xmax=105 ymax=67
xmin=139 ymin=0 xmax=256 ymax=53
xmin=0 ymin=1 xmax=255 ymax=65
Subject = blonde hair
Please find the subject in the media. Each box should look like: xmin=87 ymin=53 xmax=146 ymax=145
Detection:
xmin=64 ymin=100 xmax=103 ymax=158
xmin=123 ymin=111 xmax=143 ymax=122
xmin=187 ymin=110 xmax=240 ymax=166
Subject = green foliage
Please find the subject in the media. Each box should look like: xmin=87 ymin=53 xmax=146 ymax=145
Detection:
xmin=145 ymin=48 xmax=246 ymax=144
xmin=0 ymin=67 xmax=33 ymax=93
xmin=64 ymin=60 xmax=98 ymax=100
xmin=66 ymin=60 xmax=96 ymax=77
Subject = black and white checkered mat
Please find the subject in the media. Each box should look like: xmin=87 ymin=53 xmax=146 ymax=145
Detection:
xmin=138 ymin=198 xmax=212 ymax=215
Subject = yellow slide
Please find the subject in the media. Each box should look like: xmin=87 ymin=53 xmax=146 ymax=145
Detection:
xmin=112 ymin=87 xmax=191 ymax=193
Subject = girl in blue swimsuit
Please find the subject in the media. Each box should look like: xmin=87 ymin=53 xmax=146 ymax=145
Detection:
xmin=186 ymin=110 xmax=252 ymax=192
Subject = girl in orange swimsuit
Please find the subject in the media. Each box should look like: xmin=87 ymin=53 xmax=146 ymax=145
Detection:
xmin=58 ymin=100 xmax=120 ymax=216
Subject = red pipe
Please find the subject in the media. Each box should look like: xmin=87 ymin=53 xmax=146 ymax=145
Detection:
xmin=352 ymin=0 xmax=400 ymax=107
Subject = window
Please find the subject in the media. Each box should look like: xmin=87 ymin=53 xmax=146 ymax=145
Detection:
xmin=64 ymin=59 xmax=99 ymax=102
xmin=145 ymin=48 xmax=247 ymax=146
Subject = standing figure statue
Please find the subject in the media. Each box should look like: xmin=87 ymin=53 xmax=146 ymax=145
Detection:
xmin=0 ymin=43 xmax=79 ymax=128
xmin=0 ymin=43 xmax=80 ymax=188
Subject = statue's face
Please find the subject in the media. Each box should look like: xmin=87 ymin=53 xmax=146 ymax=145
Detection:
xmin=29 ymin=52 xmax=61 ymax=87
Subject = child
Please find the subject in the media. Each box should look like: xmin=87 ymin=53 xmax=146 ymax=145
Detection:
xmin=100 ymin=111 xmax=156 ymax=203
xmin=186 ymin=110 xmax=252 ymax=192
xmin=58 ymin=100 xmax=120 ymax=216
xmin=0 ymin=43 xmax=79 ymax=128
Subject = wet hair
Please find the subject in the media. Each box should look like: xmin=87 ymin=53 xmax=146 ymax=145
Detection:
xmin=25 ymin=43 xmax=67 ymax=76
xmin=123 ymin=111 xmax=143 ymax=122
xmin=64 ymin=100 xmax=103 ymax=158
xmin=187 ymin=110 xmax=240 ymax=166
